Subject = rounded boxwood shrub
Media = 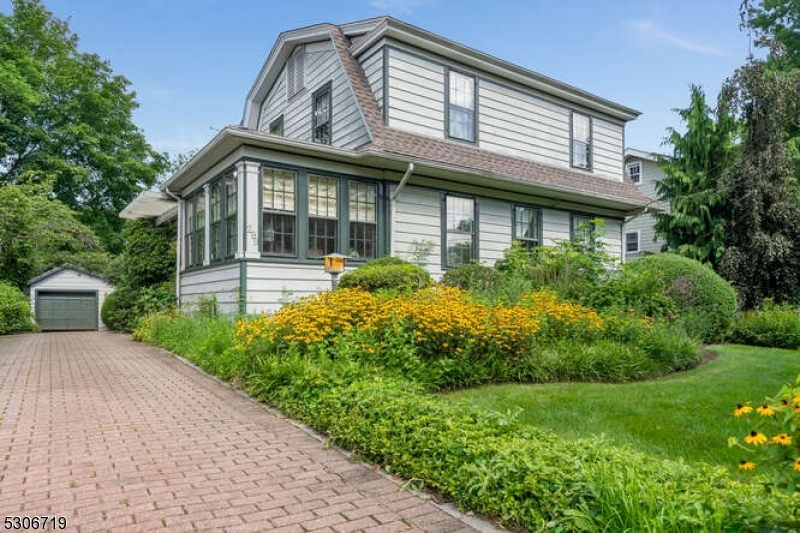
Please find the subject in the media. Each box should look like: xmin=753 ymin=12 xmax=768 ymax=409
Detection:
xmin=627 ymin=254 xmax=737 ymax=342
xmin=338 ymin=256 xmax=432 ymax=293
xmin=0 ymin=281 xmax=33 ymax=334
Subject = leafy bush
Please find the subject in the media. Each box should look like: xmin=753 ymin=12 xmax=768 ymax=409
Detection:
xmin=137 ymin=313 xmax=800 ymax=531
xmin=102 ymin=283 xmax=176 ymax=332
xmin=731 ymin=302 xmax=800 ymax=349
xmin=442 ymin=262 xmax=502 ymax=292
xmin=625 ymin=254 xmax=737 ymax=342
xmin=338 ymin=257 xmax=432 ymax=293
xmin=0 ymin=281 xmax=32 ymax=334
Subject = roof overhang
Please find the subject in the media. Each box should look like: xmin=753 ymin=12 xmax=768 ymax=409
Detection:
xmin=625 ymin=147 xmax=665 ymax=162
xmin=161 ymin=127 xmax=649 ymax=215
xmin=350 ymin=17 xmax=641 ymax=123
xmin=120 ymin=190 xmax=178 ymax=223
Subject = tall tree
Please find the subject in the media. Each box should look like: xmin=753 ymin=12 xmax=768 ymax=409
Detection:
xmin=0 ymin=0 xmax=167 ymax=253
xmin=743 ymin=0 xmax=800 ymax=70
xmin=653 ymin=85 xmax=738 ymax=268
xmin=718 ymin=59 xmax=800 ymax=308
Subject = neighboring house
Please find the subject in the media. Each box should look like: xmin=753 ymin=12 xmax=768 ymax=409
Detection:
xmin=622 ymin=148 xmax=668 ymax=261
xmin=122 ymin=17 xmax=651 ymax=314
xmin=28 ymin=266 xmax=114 ymax=331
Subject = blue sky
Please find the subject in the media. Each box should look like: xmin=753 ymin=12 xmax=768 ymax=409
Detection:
xmin=3 ymin=0 xmax=756 ymax=156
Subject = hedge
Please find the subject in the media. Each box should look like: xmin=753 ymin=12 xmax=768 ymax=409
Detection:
xmin=0 ymin=281 xmax=33 ymax=335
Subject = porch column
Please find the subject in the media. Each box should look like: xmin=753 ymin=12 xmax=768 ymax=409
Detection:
xmin=238 ymin=160 xmax=261 ymax=259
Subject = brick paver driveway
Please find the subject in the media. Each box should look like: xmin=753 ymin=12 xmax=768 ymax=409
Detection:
xmin=0 ymin=333 xmax=486 ymax=533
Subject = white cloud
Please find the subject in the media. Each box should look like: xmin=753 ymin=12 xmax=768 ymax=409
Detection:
xmin=369 ymin=0 xmax=428 ymax=15
xmin=623 ymin=19 xmax=726 ymax=57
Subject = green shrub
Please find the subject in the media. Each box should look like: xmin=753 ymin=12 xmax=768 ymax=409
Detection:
xmin=102 ymin=283 xmax=176 ymax=332
xmin=731 ymin=302 xmax=800 ymax=349
xmin=338 ymin=257 xmax=432 ymax=293
xmin=0 ymin=281 xmax=32 ymax=334
xmin=441 ymin=262 xmax=501 ymax=291
xmin=626 ymin=254 xmax=737 ymax=342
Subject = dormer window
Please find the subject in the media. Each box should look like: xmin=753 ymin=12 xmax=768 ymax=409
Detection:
xmin=312 ymin=83 xmax=332 ymax=144
xmin=287 ymin=45 xmax=305 ymax=97
xmin=571 ymin=112 xmax=592 ymax=170
xmin=447 ymin=70 xmax=476 ymax=142
xmin=626 ymin=162 xmax=641 ymax=184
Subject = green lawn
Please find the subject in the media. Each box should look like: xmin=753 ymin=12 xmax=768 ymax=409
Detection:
xmin=446 ymin=345 xmax=798 ymax=469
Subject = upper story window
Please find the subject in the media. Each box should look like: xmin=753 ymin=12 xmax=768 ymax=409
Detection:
xmin=571 ymin=112 xmax=592 ymax=170
xmin=444 ymin=195 xmax=476 ymax=268
xmin=626 ymin=162 xmax=641 ymax=184
xmin=312 ymin=83 xmax=332 ymax=145
xmin=262 ymin=168 xmax=297 ymax=257
xmin=287 ymin=45 xmax=305 ymax=97
xmin=447 ymin=70 xmax=476 ymax=142
xmin=269 ymin=115 xmax=284 ymax=136
xmin=513 ymin=205 xmax=541 ymax=251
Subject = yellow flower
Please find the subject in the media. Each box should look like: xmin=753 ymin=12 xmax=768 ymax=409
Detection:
xmin=744 ymin=431 xmax=767 ymax=445
xmin=738 ymin=460 xmax=757 ymax=471
xmin=756 ymin=404 xmax=775 ymax=417
xmin=733 ymin=404 xmax=753 ymax=417
xmin=795 ymin=458 xmax=800 ymax=473
xmin=770 ymin=434 xmax=792 ymax=446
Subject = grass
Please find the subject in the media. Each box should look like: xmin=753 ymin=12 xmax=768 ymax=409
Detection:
xmin=446 ymin=344 xmax=799 ymax=469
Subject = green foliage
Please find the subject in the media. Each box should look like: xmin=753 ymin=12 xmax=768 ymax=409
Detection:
xmin=744 ymin=0 xmax=800 ymax=71
xmin=101 ymin=282 xmax=175 ymax=332
xmin=0 ymin=184 xmax=110 ymax=288
xmin=654 ymin=85 xmax=737 ymax=268
xmin=109 ymin=219 xmax=175 ymax=287
xmin=338 ymin=257 xmax=432 ymax=293
xmin=589 ymin=262 xmax=678 ymax=318
xmin=0 ymin=0 xmax=167 ymax=253
xmin=626 ymin=254 xmax=737 ymax=342
xmin=441 ymin=262 xmax=501 ymax=292
xmin=731 ymin=301 xmax=800 ymax=349
xmin=137 ymin=313 xmax=800 ymax=531
xmin=0 ymin=280 xmax=32 ymax=334
xmin=718 ymin=58 xmax=800 ymax=309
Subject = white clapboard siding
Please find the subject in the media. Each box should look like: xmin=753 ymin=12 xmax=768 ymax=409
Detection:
xmin=479 ymin=80 xmax=570 ymax=168
xmin=258 ymin=39 xmax=370 ymax=149
xmin=391 ymin=185 xmax=443 ymax=276
xmin=592 ymin=118 xmax=624 ymax=180
xmin=360 ymin=42 xmax=384 ymax=117
xmin=245 ymin=262 xmax=339 ymax=314
xmin=386 ymin=48 xmax=445 ymax=138
xmin=624 ymin=212 xmax=662 ymax=260
xmin=542 ymin=209 xmax=571 ymax=244
xmin=478 ymin=198 xmax=512 ymax=265
xmin=599 ymin=218 xmax=623 ymax=259
xmin=180 ymin=263 xmax=240 ymax=316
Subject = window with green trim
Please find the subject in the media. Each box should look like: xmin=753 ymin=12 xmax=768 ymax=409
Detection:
xmin=513 ymin=205 xmax=541 ymax=251
xmin=185 ymin=193 xmax=205 ymax=268
xmin=225 ymin=178 xmax=237 ymax=258
xmin=308 ymin=175 xmax=337 ymax=258
xmin=210 ymin=182 xmax=222 ymax=261
xmin=348 ymin=181 xmax=377 ymax=260
xmin=312 ymin=85 xmax=331 ymax=144
xmin=571 ymin=214 xmax=595 ymax=248
xmin=445 ymin=195 xmax=475 ymax=267
xmin=262 ymin=168 xmax=296 ymax=256
xmin=447 ymin=70 xmax=476 ymax=142
xmin=269 ymin=115 xmax=283 ymax=136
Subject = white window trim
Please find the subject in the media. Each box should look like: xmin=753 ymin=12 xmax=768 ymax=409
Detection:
xmin=625 ymin=230 xmax=640 ymax=254
xmin=626 ymin=161 xmax=642 ymax=185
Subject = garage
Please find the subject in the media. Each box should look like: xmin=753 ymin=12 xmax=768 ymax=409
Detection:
xmin=28 ymin=266 xmax=114 ymax=331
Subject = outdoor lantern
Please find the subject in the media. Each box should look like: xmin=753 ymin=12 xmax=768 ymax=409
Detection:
xmin=323 ymin=253 xmax=347 ymax=289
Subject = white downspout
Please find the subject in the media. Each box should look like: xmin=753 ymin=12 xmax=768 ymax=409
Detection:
xmin=392 ymin=163 xmax=415 ymax=200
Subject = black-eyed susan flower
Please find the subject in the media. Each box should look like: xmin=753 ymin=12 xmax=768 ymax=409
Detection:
xmin=795 ymin=458 xmax=800 ymax=473
xmin=738 ymin=460 xmax=757 ymax=471
xmin=770 ymin=434 xmax=793 ymax=446
xmin=734 ymin=404 xmax=753 ymax=417
xmin=778 ymin=399 xmax=791 ymax=410
xmin=757 ymin=404 xmax=775 ymax=417
xmin=745 ymin=431 xmax=767 ymax=445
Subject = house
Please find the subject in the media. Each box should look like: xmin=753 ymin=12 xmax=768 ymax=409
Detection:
xmin=28 ymin=266 xmax=114 ymax=331
xmin=622 ymin=148 xmax=668 ymax=261
xmin=122 ymin=17 xmax=652 ymax=315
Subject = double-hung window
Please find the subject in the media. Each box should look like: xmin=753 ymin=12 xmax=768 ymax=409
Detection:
xmin=262 ymin=168 xmax=296 ymax=256
xmin=348 ymin=181 xmax=377 ymax=260
xmin=225 ymin=178 xmax=237 ymax=258
xmin=447 ymin=70 xmax=476 ymax=142
xmin=513 ymin=206 xmax=541 ymax=251
xmin=626 ymin=162 xmax=641 ymax=184
xmin=625 ymin=231 xmax=640 ymax=253
xmin=571 ymin=112 xmax=592 ymax=170
xmin=312 ymin=84 xmax=332 ymax=144
xmin=186 ymin=194 xmax=205 ymax=268
xmin=444 ymin=195 xmax=476 ymax=267
xmin=269 ymin=115 xmax=284 ymax=136
xmin=209 ymin=182 xmax=222 ymax=262
xmin=571 ymin=214 xmax=594 ymax=248
xmin=308 ymin=175 xmax=338 ymax=258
